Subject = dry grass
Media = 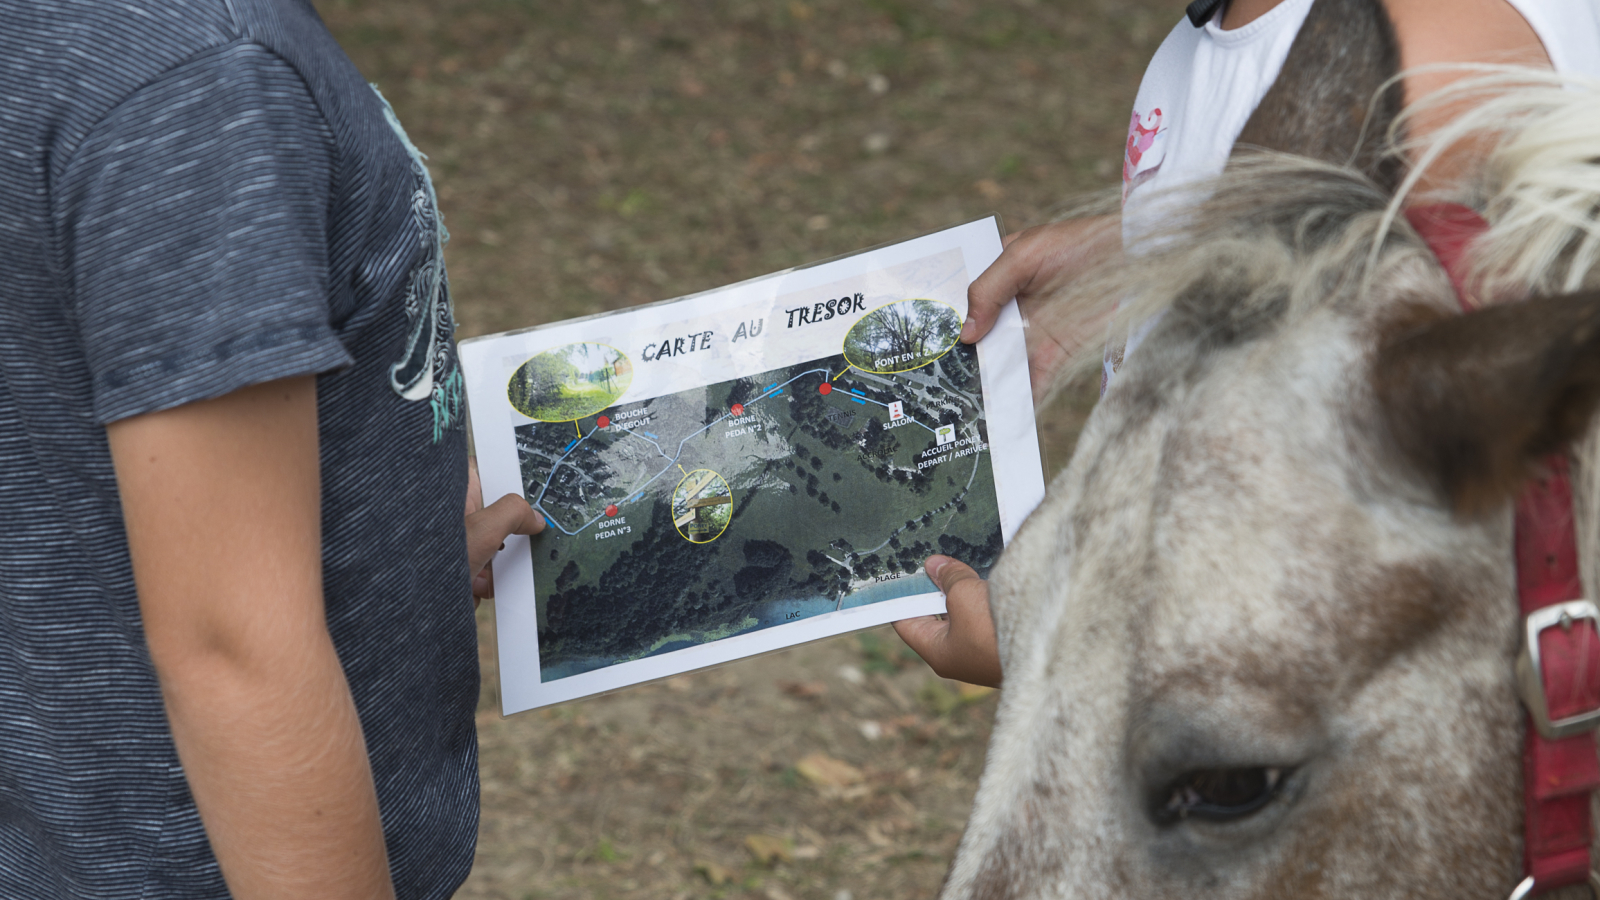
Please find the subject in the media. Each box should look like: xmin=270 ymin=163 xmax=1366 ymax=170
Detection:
xmin=315 ymin=0 xmax=1169 ymax=896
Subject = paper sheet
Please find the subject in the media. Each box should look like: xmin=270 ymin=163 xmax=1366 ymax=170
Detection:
xmin=461 ymin=218 xmax=1044 ymax=713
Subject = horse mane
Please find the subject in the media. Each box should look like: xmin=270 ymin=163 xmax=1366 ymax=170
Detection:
xmin=1378 ymin=68 xmax=1600 ymax=300
xmin=1033 ymin=156 xmax=1436 ymax=393
xmin=1032 ymin=68 xmax=1600 ymax=592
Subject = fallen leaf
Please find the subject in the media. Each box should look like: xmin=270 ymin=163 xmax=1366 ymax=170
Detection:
xmin=766 ymin=885 xmax=797 ymax=900
xmin=795 ymin=753 xmax=864 ymax=788
xmin=974 ymin=178 xmax=1006 ymax=202
xmin=889 ymin=793 xmax=919 ymax=818
xmin=779 ymin=680 xmax=828 ymax=700
xmin=792 ymin=844 xmax=822 ymax=860
xmin=678 ymin=74 xmax=706 ymax=97
xmin=957 ymin=683 xmax=997 ymax=701
xmin=694 ymin=860 xmax=735 ymax=886
xmin=864 ymin=822 xmax=893 ymax=848
xmin=744 ymin=834 xmax=793 ymax=866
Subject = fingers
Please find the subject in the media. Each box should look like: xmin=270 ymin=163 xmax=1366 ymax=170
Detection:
xmin=890 ymin=615 xmax=948 ymax=665
xmin=963 ymin=214 xmax=1122 ymax=347
xmin=963 ymin=230 xmax=1041 ymax=344
xmin=465 ymin=493 xmax=545 ymax=592
xmin=465 ymin=456 xmax=485 ymax=517
xmin=891 ymin=555 xmax=1002 ymax=688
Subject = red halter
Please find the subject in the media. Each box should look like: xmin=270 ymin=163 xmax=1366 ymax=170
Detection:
xmin=1406 ymin=204 xmax=1600 ymax=898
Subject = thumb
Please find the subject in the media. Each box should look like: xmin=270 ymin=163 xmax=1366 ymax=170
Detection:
xmin=926 ymin=554 xmax=982 ymax=597
xmin=467 ymin=494 xmax=545 ymax=576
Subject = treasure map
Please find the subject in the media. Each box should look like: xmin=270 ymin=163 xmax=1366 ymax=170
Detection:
xmin=462 ymin=219 xmax=1044 ymax=712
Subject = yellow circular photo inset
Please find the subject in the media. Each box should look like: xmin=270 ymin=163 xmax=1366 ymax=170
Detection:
xmin=841 ymin=298 xmax=962 ymax=374
xmin=508 ymin=342 xmax=633 ymax=422
xmin=671 ymin=469 xmax=732 ymax=544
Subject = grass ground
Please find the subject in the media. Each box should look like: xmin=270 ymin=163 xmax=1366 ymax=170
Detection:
xmin=313 ymin=1 xmax=1172 ymax=896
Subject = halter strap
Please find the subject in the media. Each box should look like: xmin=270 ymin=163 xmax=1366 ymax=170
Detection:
xmin=1407 ymin=203 xmax=1600 ymax=898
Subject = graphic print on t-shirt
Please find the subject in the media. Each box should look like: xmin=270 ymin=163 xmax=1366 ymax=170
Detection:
xmin=374 ymin=86 xmax=465 ymax=442
xmin=1123 ymin=107 xmax=1166 ymax=203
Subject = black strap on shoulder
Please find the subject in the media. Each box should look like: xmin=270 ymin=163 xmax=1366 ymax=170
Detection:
xmin=1186 ymin=0 xmax=1225 ymax=26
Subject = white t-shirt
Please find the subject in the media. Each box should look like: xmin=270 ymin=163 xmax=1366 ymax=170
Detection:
xmin=1120 ymin=0 xmax=1315 ymax=213
xmin=1122 ymin=0 xmax=1599 ymax=211
xmin=1106 ymin=0 xmax=1600 ymax=386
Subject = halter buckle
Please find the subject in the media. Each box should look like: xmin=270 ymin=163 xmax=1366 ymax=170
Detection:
xmin=1516 ymin=600 xmax=1600 ymax=740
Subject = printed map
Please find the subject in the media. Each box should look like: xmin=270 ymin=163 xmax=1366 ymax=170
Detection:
xmin=516 ymin=342 xmax=1002 ymax=681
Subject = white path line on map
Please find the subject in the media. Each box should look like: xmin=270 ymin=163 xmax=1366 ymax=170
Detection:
xmin=835 ymin=387 xmax=939 ymax=434
xmin=855 ymin=423 xmax=982 ymax=558
xmin=533 ymin=367 xmax=831 ymax=535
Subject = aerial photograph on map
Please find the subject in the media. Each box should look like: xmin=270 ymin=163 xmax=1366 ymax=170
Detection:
xmin=513 ymin=302 xmax=1002 ymax=682
xmin=507 ymin=341 xmax=633 ymax=422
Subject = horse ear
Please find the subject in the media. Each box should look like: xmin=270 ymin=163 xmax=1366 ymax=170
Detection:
xmin=1373 ymin=291 xmax=1600 ymax=514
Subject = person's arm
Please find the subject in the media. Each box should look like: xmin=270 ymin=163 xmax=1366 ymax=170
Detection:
xmin=1385 ymin=0 xmax=1552 ymax=196
xmin=109 ymin=375 xmax=393 ymax=900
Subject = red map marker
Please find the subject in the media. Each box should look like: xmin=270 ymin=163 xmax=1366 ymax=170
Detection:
xmin=818 ymin=383 xmax=832 ymax=395
xmin=605 ymin=504 xmax=618 ymax=517
xmin=596 ymin=415 xmax=610 ymax=428
xmin=731 ymin=403 xmax=744 ymax=416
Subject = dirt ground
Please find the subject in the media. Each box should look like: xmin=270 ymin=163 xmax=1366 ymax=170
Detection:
xmin=314 ymin=1 xmax=1171 ymax=896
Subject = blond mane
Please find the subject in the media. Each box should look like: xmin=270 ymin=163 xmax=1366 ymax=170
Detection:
xmin=1032 ymin=69 xmax=1600 ymax=605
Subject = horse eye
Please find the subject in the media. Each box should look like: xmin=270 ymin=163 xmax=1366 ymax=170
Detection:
xmin=1151 ymin=767 xmax=1288 ymax=826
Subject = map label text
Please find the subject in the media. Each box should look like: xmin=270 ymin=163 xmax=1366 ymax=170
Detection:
xmin=730 ymin=319 xmax=764 ymax=342
xmin=784 ymin=293 xmax=866 ymax=329
xmin=642 ymin=331 xmax=714 ymax=361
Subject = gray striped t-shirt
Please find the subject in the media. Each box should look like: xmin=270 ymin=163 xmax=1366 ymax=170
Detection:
xmin=0 ymin=1 xmax=478 ymax=896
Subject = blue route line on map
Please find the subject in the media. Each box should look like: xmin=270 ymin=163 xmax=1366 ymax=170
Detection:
xmin=532 ymin=365 xmax=943 ymax=536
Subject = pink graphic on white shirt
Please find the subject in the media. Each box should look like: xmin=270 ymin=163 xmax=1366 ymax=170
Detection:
xmin=1123 ymin=108 xmax=1164 ymax=203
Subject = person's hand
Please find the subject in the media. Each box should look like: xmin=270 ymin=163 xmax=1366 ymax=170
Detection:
xmin=962 ymin=214 xmax=1121 ymax=400
xmin=893 ymin=555 xmax=1002 ymax=688
xmin=465 ymin=457 xmax=544 ymax=600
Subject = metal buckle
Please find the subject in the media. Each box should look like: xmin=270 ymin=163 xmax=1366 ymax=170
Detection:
xmin=1515 ymin=600 xmax=1600 ymax=740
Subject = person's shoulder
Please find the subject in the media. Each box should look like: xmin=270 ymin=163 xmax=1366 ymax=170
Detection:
xmin=0 ymin=1 xmax=250 ymax=180
xmin=2 ymin=0 xmax=240 ymax=66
